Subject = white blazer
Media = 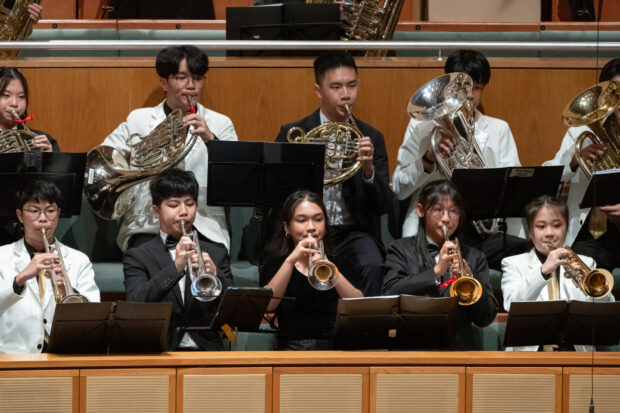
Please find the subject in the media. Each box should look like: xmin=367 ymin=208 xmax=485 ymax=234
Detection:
xmin=0 ymin=239 xmax=100 ymax=353
xmin=542 ymin=125 xmax=593 ymax=246
xmin=392 ymin=110 xmax=524 ymax=237
xmin=101 ymin=101 xmax=238 ymax=252
xmin=501 ymin=249 xmax=613 ymax=351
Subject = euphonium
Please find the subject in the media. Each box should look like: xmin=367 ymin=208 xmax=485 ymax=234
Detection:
xmin=41 ymin=228 xmax=88 ymax=304
xmin=442 ymin=225 xmax=482 ymax=306
xmin=307 ymin=233 xmax=338 ymax=291
xmin=547 ymin=238 xmax=614 ymax=299
xmin=0 ymin=109 xmax=39 ymax=153
xmin=181 ymin=219 xmax=222 ymax=302
xmin=0 ymin=0 xmax=41 ymax=58
xmin=287 ymin=104 xmax=361 ymax=187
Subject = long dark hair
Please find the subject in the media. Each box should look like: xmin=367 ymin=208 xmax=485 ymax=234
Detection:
xmin=413 ymin=179 xmax=465 ymax=269
xmin=266 ymin=190 xmax=331 ymax=258
xmin=0 ymin=67 xmax=28 ymax=111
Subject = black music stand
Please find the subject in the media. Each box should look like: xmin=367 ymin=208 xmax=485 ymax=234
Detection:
xmin=504 ymin=301 xmax=620 ymax=348
xmin=47 ymin=302 xmax=172 ymax=354
xmin=334 ymin=295 xmax=459 ymax=350
xmin=0 ymin=152 xmax=86 ymax=217
xmin=579 ymin=169 xmax=620 ymax=208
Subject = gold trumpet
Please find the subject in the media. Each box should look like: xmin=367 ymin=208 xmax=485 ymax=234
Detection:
xmin=41 ymin=228 xmax=88 ymax=304
xmin=306 ymin=234 xmax=338 ymax=291
xmin=547 ymin=239 xmax=614 ymax=299
xmin=442 ymin=225 xmax=482 ymax=306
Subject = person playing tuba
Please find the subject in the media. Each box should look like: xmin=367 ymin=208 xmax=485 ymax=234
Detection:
xmin=0 ymin=180 xmax=100 ymax=354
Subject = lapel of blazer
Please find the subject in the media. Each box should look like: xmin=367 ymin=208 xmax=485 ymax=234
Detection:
xmin=146 ymin=237 xmax=184 ymax=308
xmin=13 ymin=240 xmax=42 ymax=304
xmin=302 ymin=109 xmax=321 ymax=131
xmin=527 ymin=249 xmax=551 ymax=300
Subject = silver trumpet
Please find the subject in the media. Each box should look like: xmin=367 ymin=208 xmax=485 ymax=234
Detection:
xmin=180 ymin=220 xmax=222 ymax=302
xmin=41 ymin=228 xmax=87 ymax=304
xmin=307 ymin=234 xmax=338 ymax=291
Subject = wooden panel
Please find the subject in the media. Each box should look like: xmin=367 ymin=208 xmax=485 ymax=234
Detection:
xmin=178 ymin=367 xmax=272 ymax=413
xmin=0 ymin=370 xmax=79 ymax=413
xmin=370 ymin=366 xmax=465 ymax=413
xmin=564 ymin=367 xmax=620 ymax=413
xmin=40 ymin=0 xmax=76 ymax=20
xmin=80 ymin=368 xmax=175 ymax=413
xmin=274 ymin=367 xmax=369 ymax=413
xmin=467 ymin=367 xmax=562 ymax=413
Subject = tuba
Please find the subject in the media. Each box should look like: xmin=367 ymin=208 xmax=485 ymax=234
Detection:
xmin=306 ymin=233 xmax=338 ymax=290
xmin=0 ymin=0 xmax=40 ymax=58
xmin=408 ymin=73 xmax=498 ymax=236
xmin=287 ymin=104 xmax=361 ymax=187
xmin=181 ymin=220 xmax=223 ymax=302
xmin=84 ymin=108 xmax=195 ymax=219
xmin=547 ymin=239 xmax=614 ymax=299
xmin=41 ymin=228 xmax=88 ymax=304
xmin=0 ymin=109 xmax=39 ymax=153
xmin=308 ymin=0 xmax=405 ymax=57
xmin=442 ymin=225 xmax=482 ymax=306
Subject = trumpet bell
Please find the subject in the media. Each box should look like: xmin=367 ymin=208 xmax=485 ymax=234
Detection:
xmin=59 ymin=294 xmax=89 ymax=304
xmin=450 ymin=274 xmax=483 ymax=306
xmin=191 ymin=275 xmax=223 ymax=302
xmin=583 ymin=268 xmax=614 ymax=299
xmin=308 ymin=260 xmax=339 ymax=291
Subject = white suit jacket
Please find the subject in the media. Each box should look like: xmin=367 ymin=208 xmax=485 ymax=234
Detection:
xmin=0 ymin=239 xmax=100 ymax=353
xmin=101 ymin=101 xmax=238 ymax=252
xmin=542 ymin=125 xmax=592 ymax=246
xmin=392 ymin=111 xmax=523 ymax=237
xmin=501 ymin=249 xmax=613 ymax=351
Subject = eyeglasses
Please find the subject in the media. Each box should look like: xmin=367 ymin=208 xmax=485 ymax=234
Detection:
xmin=429 ymin=206 xmax=461 ymax=219
xmin=170 ymin=74 xmax=205 ymax=87
xmin=23 ymin=207 xmax=59 ymax=219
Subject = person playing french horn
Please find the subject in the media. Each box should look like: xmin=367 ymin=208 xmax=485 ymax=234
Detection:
xmin=383 ymin=180 xmax=498 ymax=350
xmin=260 ymin=190 xmax=363 ymax=350
xmin=0 ymin=180 xmax=100 ymax=354
xmin=123 ymin=169 xmax=233 ymax=351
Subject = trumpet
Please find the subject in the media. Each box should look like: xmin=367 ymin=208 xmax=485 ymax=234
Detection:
xmin=307 ymin=234 xmax=338 ymax=291
xmin=442 ymin=225 xmax=482 ymax=306
xmin=41 ymin=228 xmax=87 ymax=304
xmin=547 ymin=239 xmax=614 ymax=299
xmin=180 ymin=220 xmax=222 ymax=302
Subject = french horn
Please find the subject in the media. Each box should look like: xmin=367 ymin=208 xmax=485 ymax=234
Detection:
xmin=0 ymin=110 xmax=38 ymax=153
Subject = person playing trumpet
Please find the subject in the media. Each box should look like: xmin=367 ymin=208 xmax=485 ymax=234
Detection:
xmin=260 ymin=190 xmax=363 ymax=350
xmin=0 ymin=180 xmax=100 ymax=354
xmin=383 ymin=179 xmax=498 ymax=349
xmin=123 ymin=168 xmax=233 ymax=351
xmin=501 ymin=195 xmax=614 ymax=351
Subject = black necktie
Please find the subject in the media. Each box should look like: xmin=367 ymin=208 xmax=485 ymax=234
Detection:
xmin=427 ymin=243 xmax=440 ymax=256
xmin=164 ymin=235 xmax=179 ymax=250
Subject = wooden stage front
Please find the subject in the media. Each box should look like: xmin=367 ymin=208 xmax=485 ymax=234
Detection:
xmin=2 ymin=351 xmax=620 ymax=412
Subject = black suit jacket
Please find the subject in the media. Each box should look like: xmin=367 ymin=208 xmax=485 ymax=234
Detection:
xmin=275 ymin=109 xmax=391 ymax=241
xmin=123 ymin=235 xmax=234 ymax=350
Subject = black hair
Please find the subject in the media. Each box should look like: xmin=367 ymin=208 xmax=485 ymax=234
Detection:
xmin=599 ymin=58 xmax=620 ymax=82
xmin=155 ymin=45 xmax=209 ymax=78
xmin=414 ymin=179 xmax=465 ymax=269
xmin=149 ymin=168 xmax=199 ymax=206
xmin=0 ymin=66 xmax=29 ymax=110
xmin=524 ymin=195 xmax=568 ymax=238
xmin=266 ymin=190 xmax=331 ymax=258
xmin=16 ymin=180 xmax=61 ymax=210
xmin=444 ymin=50 xmax=491 ymax=85
xmin=313 ymin=51 xmax=357 ymax=85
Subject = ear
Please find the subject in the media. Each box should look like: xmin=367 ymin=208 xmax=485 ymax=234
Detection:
xmin=16 ymin=209 xmax=23 ymax=224
xmin=159 ymin=77 xmax=168 ymax=93
xmin=152 ymin=205 xmax=160 ymax=220
xmin=416 ymin=202 xmax=425 ymax=218
xmin=313 ymin=83 xmax=322 ymax=100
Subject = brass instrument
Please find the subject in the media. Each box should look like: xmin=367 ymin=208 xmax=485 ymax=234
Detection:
xmin=41 ymin=228 xmax=88 ymax=304
xmin=84 ymin=108 xmax=194 ymax=219
xmin=308 ymin=0 xmax=405 ymax=57
xmin=0 ymin=109 xmax=38 ymax=153
xmin=306 ymin=234 xmax=338 ymax=290
xmin=287 ymin=104 xmax=361 ymax=187
xmin=0 ymin=0 xmax=40 ymax=58
xmin=181 ymin=219 xmax=222 ymax=302
xmin=547 ymin=239 xmax=614 ymax=299
xmin=409 ymin=73 xmax=498 ymax=236
xmin=442 ymin=225 xmax=482 ymax=306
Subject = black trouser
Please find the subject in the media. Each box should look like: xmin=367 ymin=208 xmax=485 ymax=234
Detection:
xmin=572 ymin=214 xmax=620 ymax=272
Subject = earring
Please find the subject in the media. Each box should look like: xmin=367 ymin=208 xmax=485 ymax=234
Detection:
xmin=285 ymin=232 xmax=291 ymax=238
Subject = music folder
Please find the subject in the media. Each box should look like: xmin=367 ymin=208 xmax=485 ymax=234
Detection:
xmin=47 ymin=301 xmax=172 ymax=354
xmin=504 ymin=300 xmax=620 ymax=348
xmin=579 ymin=168 xmax=620 ymax=208
xmin=334 ymin=295 xmax=459 ymax=350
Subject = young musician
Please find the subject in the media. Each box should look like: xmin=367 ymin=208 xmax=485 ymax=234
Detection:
xmin=274 ymin=51 xmax=391 ymax=297
xmin=542 ymin=58 xmax=620 ymax=271
xmin=0 ymin=180 xmax=100 ymax=353
xmin=391 ymin=50 xmax=526 ymax=270
xmin=383 ymin=179 xmax=498 ymax=349
xmin=123 ymin=168 xmax=233 ymax=351
xmin=260 ymin=190 xmax=363 ymax=350
xmin=101 ymin=45 xmax=238 ymax=252
xmin=501 ymin=195 xmax=614 ymax=351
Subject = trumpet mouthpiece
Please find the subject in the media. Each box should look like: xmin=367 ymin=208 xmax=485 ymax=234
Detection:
xmin=442 ymin=225 xmax=448 ymax=239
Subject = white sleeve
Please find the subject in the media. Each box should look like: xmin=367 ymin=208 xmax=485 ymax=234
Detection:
xmin=542 ymin=128 xmax=580 ymax=182
xmin=72 ymin=253 xmax=101 ymax=303
xmin=495 ymin=122 xmax=521 ymax=167
xmin=501 ymin=255 xmax=547 ymax=311
xmin=392 ymin=119 xmax=435 ymax=200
